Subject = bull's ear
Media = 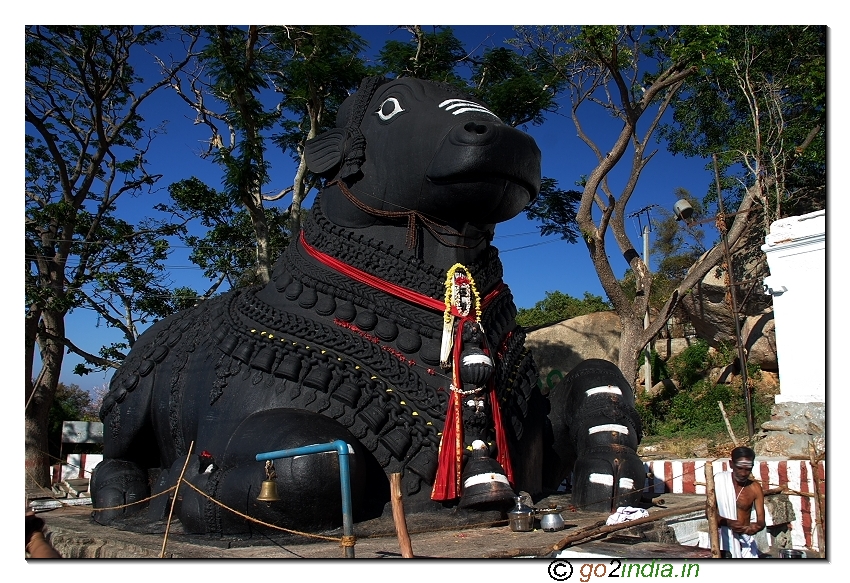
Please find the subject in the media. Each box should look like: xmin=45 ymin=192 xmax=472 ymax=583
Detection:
xmin=305 ymin=129 xmax=346 ymax=175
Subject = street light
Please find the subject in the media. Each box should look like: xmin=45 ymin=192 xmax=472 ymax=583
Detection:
xmin=673 ymin=163 xmax=755 ymax=440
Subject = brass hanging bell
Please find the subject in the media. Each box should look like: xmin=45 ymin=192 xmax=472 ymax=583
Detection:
xmin=257 ymin=459 xmax=280 ymax=502
xmin=256 ymin=479 xmax=281 ymax=503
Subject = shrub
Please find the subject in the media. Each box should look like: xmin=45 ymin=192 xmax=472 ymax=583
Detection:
xmin=637 ymin=376 xmax=774 ymax=440
xmin=668 ymin=338 xmax=711 ymax=388
xmin=515 ymin=291 xmax=611 ymax=328
xmin=635 ymin=376 xmax=678 ymax=436
xmin=639 ymin=349 xmax=670 ymax=383
xmin=635 ymin=336 xmax=776 ymax=442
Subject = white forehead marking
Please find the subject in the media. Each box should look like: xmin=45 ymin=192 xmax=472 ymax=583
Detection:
xmin=438 ymin=98 xmax=500 ymax=119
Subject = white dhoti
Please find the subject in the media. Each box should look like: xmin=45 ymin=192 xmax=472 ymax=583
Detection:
xmin=713 ymin=470 xmax=760 ymax=558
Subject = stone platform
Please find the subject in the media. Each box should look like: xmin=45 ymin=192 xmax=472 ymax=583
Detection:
xmin=33 ymin=494 xmax=715 ymax=560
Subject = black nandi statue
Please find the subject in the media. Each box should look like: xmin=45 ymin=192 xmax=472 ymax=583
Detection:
xmin=91 ymin=76 xmax=643 ymax=534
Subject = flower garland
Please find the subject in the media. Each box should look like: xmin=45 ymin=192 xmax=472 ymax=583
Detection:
xmin=442 ymin=263 xmax=482 ymax=326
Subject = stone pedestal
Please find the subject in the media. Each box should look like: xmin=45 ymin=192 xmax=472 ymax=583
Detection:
xmin=756 ymin=401 xmax=825 ymax=459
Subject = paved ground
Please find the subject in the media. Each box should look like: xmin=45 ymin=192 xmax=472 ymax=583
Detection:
xmin=32 ymin=493 xmax=714 ymax=560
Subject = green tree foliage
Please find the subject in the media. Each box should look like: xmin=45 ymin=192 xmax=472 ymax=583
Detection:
xmin=47 ymin=383 xmax=99 ymax=460
xmin=159 ymin=177 xmax=291 ymax=292
xmin=657 ymin=27 xmax=825 ymax=344
xmin=377 ymin=26 xmax=564 ymax=128
xmin=169 ymin=26 xmax=370 ymax=285
xmin=271 ymin=26 xmax=371 ymax=235
xmin=377 ymin=26 xmax=467 ymax=85
xmin=509 ymin=25 xmax=733 ymax=386
xmin=661 ymin=25 xmax=826 ymax=228
xmin=515 ymin=291 xmax=612 ymax=329
xmin=25 ymin=26 xmax=194 ymax=486
xmin=470 ymin=45 xmax=562 ymax=127
xmin=181 ymin=26 xmax=280 ymax=286
xmin=523 ymin=178 xmax=582 ymax=243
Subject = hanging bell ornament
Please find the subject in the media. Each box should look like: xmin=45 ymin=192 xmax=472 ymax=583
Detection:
xmin=256 ymin=460 xmax=281 ymax=503
xmin=458 ymin=441 xmax=515 ymax=509
xmin=459 ymin=346 xmax=494 ymax=387
xmin=257 ymin=479 xmax=281 ymax=503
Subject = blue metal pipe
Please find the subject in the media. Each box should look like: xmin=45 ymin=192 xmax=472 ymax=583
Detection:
xmin=256 ymin=440 xmax=355 ymax=558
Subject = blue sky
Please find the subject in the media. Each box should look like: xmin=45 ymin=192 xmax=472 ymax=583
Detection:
xmin=16 ymin=12 xmax=843 ymax=398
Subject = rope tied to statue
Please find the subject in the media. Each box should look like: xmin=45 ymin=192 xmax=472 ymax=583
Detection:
xmin=327 ymin=179 xmax=483 ymax=250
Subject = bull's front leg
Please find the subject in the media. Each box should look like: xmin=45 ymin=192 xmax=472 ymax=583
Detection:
xmin=91 ymin=334 xmax=160 ymax=525
xmin=546 ymin=359 xmax=645 ymax=512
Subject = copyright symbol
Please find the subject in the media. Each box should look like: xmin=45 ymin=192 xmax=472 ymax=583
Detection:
xmin=548 ymin=559 xmax=573 ymax=581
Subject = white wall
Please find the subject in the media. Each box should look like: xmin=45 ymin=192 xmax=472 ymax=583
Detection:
xmin=761 ymin=210 xmax=826 ymax=403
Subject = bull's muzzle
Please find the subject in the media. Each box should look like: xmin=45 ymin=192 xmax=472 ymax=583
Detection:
xmin=426 ymin=120 xmax=542 ymax=207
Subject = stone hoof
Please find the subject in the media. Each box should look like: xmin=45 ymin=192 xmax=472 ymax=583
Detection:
xmin=571 ymin=445 xmax=645 ymax=513
xmin=90 ymin=459 xmax=150 ymax=524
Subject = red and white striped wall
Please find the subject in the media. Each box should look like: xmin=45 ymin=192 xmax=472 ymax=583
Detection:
xmin=52 ymin=454 xmax=103 ymax=484
xmin=644 ymin=458 xmax=825 ymax=551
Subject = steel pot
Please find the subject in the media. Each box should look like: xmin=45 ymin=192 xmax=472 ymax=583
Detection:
xmin=508 ymin=497 xmax=535 ymax=532
xmin=779 ymin=549 xmax=806 ymax=558
xmin=539 ymin=510 xmax=565 ymax=532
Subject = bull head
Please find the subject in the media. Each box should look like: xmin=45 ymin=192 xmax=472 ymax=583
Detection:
xmin=305 ymin=76 xmax=541 ymax=231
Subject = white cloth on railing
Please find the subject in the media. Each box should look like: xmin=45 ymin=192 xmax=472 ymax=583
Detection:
xmin=605 ymin=506 xmax=649 ymax=525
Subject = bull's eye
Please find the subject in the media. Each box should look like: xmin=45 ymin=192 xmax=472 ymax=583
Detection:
xmin=376 ymin=97 xmax=405 ymax=122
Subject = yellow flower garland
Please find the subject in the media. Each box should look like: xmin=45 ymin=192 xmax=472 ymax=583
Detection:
xmin=443 ymin=263 xmax=482 ymax=324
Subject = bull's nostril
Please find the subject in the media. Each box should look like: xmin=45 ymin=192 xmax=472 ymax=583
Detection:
xmin=464 ymin=121 xmax=488 ymax=135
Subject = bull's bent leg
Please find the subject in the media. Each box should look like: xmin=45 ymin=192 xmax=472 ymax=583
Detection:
xmin=175 ymin=408 xmax=376 ymax=535
xmin=91 ymin=355 xmax=157 ymax=524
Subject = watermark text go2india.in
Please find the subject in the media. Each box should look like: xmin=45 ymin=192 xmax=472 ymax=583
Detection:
xmin=548 ymin=559 xmax=700 ymax=581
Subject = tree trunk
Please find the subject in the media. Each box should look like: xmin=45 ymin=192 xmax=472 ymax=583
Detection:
xmin=248 ymin=198 xmax=271 ymax=285
xmin=289 ymin=153 xmax=310 ymax=237
xmin=25 ymin=306 xmax=39 ymax=397
xmin=25 ymin=309 xmax=65 ymax=488
xmin=617 ymin=314 xmax=644 ymax=391
xmin=289 ymin=99 xmax=321 ymax=238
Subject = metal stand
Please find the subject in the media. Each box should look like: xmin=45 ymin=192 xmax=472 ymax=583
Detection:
xmin=256 ymin=440 xmax=356 ymax=558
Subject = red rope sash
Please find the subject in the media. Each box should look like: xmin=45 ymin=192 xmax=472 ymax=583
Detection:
xmin=300 ymin=231 xmax=504 ymax=311
xmin=299 ymin=232 xmax=513 ymax=500
xmin=300 ymin=232 xmax=445 ymax=311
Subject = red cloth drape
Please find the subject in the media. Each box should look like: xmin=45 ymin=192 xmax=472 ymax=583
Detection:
xmin=299 ymin=232 xmax=513 ymax=501
xmin=430 ymin=316 xmax=515 ymax=501
xmin=430 ymin=315 xmax=470 ymax=500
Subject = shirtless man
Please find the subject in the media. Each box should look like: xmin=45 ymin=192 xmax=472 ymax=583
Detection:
xmin=713 ymin=446 xmax=765 ymax=557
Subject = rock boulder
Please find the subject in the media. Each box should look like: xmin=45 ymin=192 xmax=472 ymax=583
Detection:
xmin=525 ymin=311 xmax=621 ymax=392
xmin=743 ymin=309 xmax=778 ymax=372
